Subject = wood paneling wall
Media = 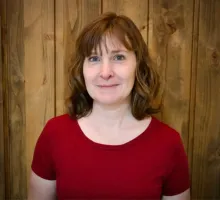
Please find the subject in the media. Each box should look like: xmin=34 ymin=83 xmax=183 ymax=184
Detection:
xmin=192 ymin=0 xmax=220 ymax=198
xmin=0 ymin=0 xmax=220 ymax=199
xmin=2 ymin=0 xmax=27 ymax=199
xmin=0 ymin=2 xmax=5 ymax=198
xmin=24 ymin=0 xmax=55 ymax=192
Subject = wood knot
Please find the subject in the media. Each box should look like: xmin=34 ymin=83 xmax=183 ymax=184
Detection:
xmin=212 ymin=51 xmax=219 ymax=63
xmin=141 ymin=25 xmax=146 ymax=30
xmin=211 ymin=51 xmax=219 ymax=69
xmin=166 ymin=22 xmax=177 ymax=34
xmin=42 ymin=76 xmax=47 ymax=85
xmin=44 ymin=33 xmax=54 ymax=40
xmin=216 ymin=147 xmax=220 ymax=157
xmin=208 ymin=146 xmax=220 ymax=167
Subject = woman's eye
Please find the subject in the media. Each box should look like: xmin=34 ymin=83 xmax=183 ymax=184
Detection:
xmin=113 ymin=54 xmax=126 ymax=61
xmin=88 ymin=56 xmax=100 ymax=62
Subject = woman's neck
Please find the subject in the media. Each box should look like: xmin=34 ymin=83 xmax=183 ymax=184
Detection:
xmin=87 ymin=101 xmax=134 ymax=129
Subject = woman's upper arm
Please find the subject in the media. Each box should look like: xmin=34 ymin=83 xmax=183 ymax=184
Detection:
xmin=28 ymin=170 xmax=56 ymax=200
xmin=162 ymin=188 xmax=190 ymax=200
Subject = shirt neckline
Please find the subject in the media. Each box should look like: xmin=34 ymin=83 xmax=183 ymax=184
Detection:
xmin=74 ymin=116 xmax=157 ymax=150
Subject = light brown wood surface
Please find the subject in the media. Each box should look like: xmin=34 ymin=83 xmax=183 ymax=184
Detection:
xmin=0 ymin=9 xmax=5 ymax=200
xmin=148 ymin=0 xmax=194 ymax=153
xmin=102 ymin=0 xmax=149 ymax=42
xmin=191 ymin=0 xmax=220 ymax=198
xmin=0 ymin=1 xmax=7 ymax=199
xmin=4 ymin=0 xmax=26 ymax=199
xmin=23 ymin=0 xmax=55 ymax=194
xmin=188 ymin=0 xmax=199 ymax=177
xmin=0 ymin=0 xmax=220 ymax=199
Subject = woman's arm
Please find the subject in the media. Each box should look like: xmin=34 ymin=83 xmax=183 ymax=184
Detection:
xmin=162 ymin=189 xmax=190 ymax=200
xmin=28 ymin=170 xmax=56 ymax=200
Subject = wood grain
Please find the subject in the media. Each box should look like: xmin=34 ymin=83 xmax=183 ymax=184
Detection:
xmin=55 ymin=0 xmax=101 ymax=115
xmin=5 ymin=0 xmax=26 ymax=198
xmin=0 ymin=3 xmax=5 ymax=198
xmin=0 ymin=0 xmax=7 ymax=198
xmin=188 ymin=0 xmax=200 ymax=194
xmin=148 ymin=0 xmax=194 ymax=153
xmin=0 ymin=0 xmax=219 ymax=199
xmin=191 ymin=0 xmax=220 ymax=198
xmin=102 ymin=0 xmax=149 ymax=42
xmin=23 ymin=0 xmax=55 ymax=195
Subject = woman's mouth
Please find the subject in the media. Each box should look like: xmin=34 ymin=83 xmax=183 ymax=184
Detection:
xmin=97 ymin=84 xmax=119 ymax=88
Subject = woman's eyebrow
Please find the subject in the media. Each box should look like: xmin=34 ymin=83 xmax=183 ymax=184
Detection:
xmin=89 ymin=49 xmax=128 ymax=55
xmin=110 ymin=50 xmax=128 ymax=54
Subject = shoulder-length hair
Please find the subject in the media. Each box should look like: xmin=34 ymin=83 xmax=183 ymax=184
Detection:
xmin=66 ymin=12 xmax=161 ymax=120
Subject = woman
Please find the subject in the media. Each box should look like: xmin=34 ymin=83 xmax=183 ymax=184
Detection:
xmin=28 ymin=12 xmax=190 ymax=200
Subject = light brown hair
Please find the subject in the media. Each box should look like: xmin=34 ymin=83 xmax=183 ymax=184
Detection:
xmin=66 ymin=12 xmax=161 ymax=120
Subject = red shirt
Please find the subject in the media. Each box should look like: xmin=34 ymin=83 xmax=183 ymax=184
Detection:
xmin=31 ymin=114 xmax=190 ymax=199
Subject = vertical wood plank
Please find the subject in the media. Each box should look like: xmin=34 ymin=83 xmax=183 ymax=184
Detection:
xmin=102 ymin=0 xmax=149 ymax=43
xmin=148 ymin=0 xmax=194 ymax=152
xmin=188 ymin=0 xmax=200 ymax=197
xmin=0 ymin=0 xmax=219 ymax=199
xmin=24 ymin=0 xmax=55 ymax=195
xmin=0 ymin=0 xmax=7 ymax=198
xmin=192 ymin=0 xmax=220 ymax=198
xmin=55 ymin=0 xmax=101 ymax=115
xmin=5 ymin=0 xmax=26 ymax=198
xmin=0 ymin=20 xmax=5 ymax=200
xmin=0 ymin=1 xmax=5 ymax=198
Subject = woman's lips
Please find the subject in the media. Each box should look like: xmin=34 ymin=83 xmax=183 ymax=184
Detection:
xmin=97 ymin=84 xmax=119 ymax=88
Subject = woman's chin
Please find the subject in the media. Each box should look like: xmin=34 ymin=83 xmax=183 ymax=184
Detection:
xmin=94 ymin=96 xmax=125 ymax=106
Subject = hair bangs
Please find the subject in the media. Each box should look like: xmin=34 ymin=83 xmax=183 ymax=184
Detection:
xmin=102 ymin=27 xmax=133 ymax=53
xmin=79 ymin=21 xmax=134 ymax=58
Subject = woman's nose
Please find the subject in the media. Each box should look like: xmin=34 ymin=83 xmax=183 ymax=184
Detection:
xmin=100 ymin=61 xmax=114 ymax=79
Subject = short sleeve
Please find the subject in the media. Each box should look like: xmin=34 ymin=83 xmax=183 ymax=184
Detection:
xmin=163 ymin=133 xmax=190 ymax=196
xmin=31 ymin=120 xmax=56 ymax=180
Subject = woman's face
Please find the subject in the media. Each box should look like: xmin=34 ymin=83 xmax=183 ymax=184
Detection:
xmin=83 ymin=35 xmax=137 ymax=106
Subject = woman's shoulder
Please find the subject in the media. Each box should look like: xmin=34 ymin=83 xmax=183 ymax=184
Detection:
xmin=46 ymin=113 xmax=75 ymax=127
xmin=150 ymin=116 xmax=184 ymax=146
xmin=41 ymin=114 xmax=77 ymax=137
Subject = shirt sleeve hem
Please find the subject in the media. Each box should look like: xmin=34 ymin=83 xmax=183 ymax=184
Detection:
xmin=31 ymin=164 xmax=56 ymax=181
xmin=163 ymin=185 xmax=190 ymax=196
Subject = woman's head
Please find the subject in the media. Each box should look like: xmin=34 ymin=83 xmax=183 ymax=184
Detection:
xmin=67 ymin=12 xmax=161 ymax=120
